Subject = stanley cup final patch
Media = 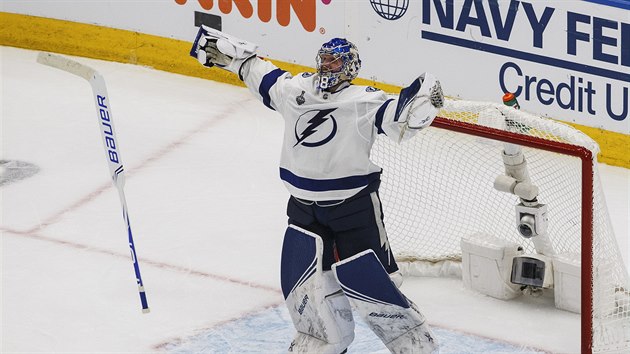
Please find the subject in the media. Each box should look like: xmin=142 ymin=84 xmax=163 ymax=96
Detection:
xmin=296 ymin=91 xmax=306 ymax=105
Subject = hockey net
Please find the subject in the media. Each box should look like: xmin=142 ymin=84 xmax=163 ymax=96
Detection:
xmin=372 ymin=98 xmax=630 ymax=353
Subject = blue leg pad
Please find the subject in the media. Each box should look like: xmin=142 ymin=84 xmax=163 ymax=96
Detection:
xmin=281 ymin=225 xmax=322 ymax=300
xmin=281 ymin=225 xmax=354 ymax=354
xmin=333 ymin=250 xmax=409 ymax=308
xmin=333 ymin=250 xmax=438 ymax=353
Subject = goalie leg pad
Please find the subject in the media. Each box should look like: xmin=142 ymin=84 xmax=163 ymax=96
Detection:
xmin=281 ymin=225 xmax=354 ymax=354
xmin=333 ymin=250 xmax=438 ymax=354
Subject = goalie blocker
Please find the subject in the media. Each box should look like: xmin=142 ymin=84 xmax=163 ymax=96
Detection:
xmin=281 ymin=225 xmax=438 ymax=353
xmin=190 ymin=25 xmax=257 ymax=80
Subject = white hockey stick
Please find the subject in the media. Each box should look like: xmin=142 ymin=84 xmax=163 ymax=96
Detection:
xmin=37 ymin=52 xmax=150 ymax=313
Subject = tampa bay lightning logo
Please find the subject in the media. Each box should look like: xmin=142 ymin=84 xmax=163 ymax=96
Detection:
xmin=294 ymin=108 xmax=338 ymax=147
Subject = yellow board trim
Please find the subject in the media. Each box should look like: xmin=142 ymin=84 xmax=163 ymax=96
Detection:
xmin=2 ymin=12 xmax=628 ymax=168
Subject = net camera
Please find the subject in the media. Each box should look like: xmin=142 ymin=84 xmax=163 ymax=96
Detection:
xmin=510 ymin=254 xmax=553 ymax=290
xmin=511 ymin=255 xmax=551 ymax=288
xmin=515 ymin=202 xmax=548 ymax=238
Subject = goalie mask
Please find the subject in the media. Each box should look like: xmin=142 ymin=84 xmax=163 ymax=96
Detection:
xmin=316 ymin=38 xmax=361 ymax=91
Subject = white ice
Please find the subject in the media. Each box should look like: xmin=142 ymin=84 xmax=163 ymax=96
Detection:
xmin=1 ymin=46 xmax=628 ymax=353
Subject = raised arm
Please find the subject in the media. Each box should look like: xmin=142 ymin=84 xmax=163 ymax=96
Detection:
xmin=190 ymin=26 xmax=291 ymax=112
xmin=190 ymin=25 xmax=258 ymax=80
xmin=378 ymin=73 xmax=444 ymax=142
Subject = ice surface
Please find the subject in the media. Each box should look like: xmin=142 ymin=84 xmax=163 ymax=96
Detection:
xmin=2 ymin=46 xmax=628 ymax=353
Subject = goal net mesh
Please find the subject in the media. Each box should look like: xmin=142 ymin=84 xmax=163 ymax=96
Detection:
xmin=372 ymin=98 xmax=629 ymax=353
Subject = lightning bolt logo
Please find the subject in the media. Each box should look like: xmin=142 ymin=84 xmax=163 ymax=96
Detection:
xmin=294 ymin=108 xmax=338 ymax=147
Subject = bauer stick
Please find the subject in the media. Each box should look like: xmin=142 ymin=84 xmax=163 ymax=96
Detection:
xmin=37 ymin=52 xmax=150 ymax=313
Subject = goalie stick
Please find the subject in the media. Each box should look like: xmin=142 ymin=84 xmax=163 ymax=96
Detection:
xmin=37 ymin=52 xmax=150 ymax=313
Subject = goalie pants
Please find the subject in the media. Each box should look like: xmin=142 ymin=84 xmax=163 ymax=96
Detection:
xmin=287 ymin=180 xmax=399 ymax=274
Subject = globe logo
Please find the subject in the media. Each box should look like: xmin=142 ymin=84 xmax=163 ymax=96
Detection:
xmin=370 ymin=0 xmax=409 ymax=21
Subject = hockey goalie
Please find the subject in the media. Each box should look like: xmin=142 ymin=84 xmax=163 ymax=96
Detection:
xmin=191 ymin=26 xmax=443 ymax=354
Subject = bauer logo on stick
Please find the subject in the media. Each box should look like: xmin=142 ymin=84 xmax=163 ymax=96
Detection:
xmin=37 ymin=52 xmax=150 ymax=314
xmin=97 ymin=95 xmax=120 ymax=164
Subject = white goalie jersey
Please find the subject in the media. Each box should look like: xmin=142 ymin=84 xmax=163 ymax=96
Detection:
xmin=241 ymin=58 xmax=426 ymax=201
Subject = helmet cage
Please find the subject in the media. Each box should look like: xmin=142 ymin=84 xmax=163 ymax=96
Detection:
xmin=316 ymin=38 xmax=361 ymax=90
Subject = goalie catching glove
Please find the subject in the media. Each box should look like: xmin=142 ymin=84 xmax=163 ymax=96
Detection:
xmin=395 ymin=72 xmax=444 ymax=130
xmin=190 ymin=25 xmax=258 ymax=80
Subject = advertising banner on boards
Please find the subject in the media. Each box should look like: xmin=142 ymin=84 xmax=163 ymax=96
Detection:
xmin=4 ymin=0 xmax=628 ymax=134
xmin=352 ymin=0 xmax=629 ymax=134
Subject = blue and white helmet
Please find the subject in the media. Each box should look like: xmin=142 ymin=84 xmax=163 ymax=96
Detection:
xmin=316 ymin=38 xmax=361 ymax=90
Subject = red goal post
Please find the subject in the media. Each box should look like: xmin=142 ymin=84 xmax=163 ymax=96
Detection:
xmin=372 ymin=99 xmax=630 ymax=353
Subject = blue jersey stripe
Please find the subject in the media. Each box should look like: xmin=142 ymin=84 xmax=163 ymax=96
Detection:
xmin=280 ymin=168 xmax=381 ymax=192
xmin=259 ymin=68 xmax=286 ymax=111
xmin=375 ymin=98 xmax=394 ymax=135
